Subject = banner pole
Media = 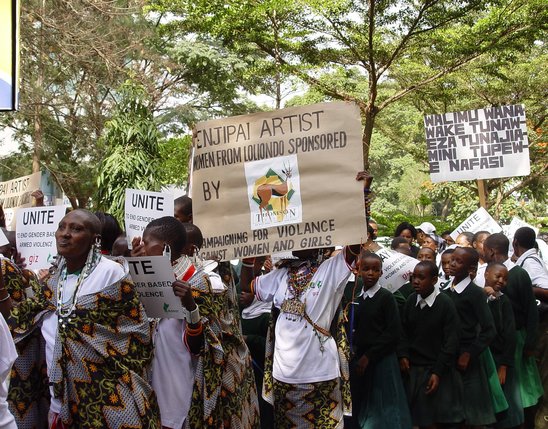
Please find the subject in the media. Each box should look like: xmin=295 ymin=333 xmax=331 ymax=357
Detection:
xmin=477 ymin=179 xmax=487 ymax=208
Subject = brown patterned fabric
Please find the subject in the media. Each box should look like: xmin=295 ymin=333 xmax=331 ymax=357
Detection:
xmin=181 ymin=260 xmax=260 ymax=428
xmin=263 ymin=307 xmax=351 ymax=424
xmin=2 ymin=258 xmax=50 ymax=429
xmin=8 ymin=257 xmax=160 ymax=429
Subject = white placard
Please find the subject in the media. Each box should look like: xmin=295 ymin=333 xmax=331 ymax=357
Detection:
xmin=124 ymin=189 xmax=175 ymax=248
xmin=15 ymin=206 xmax=65 ymax=270
xmin=450 ymin=207 xmax=502 ymax=240
xmin=0 ymin=229 xmax=8 ymax=247
xmin=376 ymin=248 xmax=419 ymax=293
xmin=504 ymin=217 xmax=539 ymax=239
xmin=424 ymin=104 xmax=530 ymax=182
xmin=503 ymin=217 xmax=539 ymax=257
xmin=126 ymin=256 xmax=184 ymax=319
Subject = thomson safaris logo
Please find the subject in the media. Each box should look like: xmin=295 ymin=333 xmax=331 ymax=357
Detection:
xmin=245 ymin=155 xmax=303 ymax=230
xmin=163 ymin=303 xmax=178 ymax=314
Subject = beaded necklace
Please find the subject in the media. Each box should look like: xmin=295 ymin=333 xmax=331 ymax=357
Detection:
xmin=56 ymin=248 xmax=101 ymax=328
xmin=281 ymin=260 xmax=334 ymax=352
xmin=287 ymin=262 xmax=318 ymax=299
xmin=57 ymin=267 xmax=86 ymax=318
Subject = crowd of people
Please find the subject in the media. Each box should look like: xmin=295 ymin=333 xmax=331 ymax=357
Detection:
xmin=0 ymin=183 xmax=545 ymax=429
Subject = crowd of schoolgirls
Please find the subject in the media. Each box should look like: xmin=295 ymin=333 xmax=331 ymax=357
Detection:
xmin=334 ymin=220 xmax=547 ymax=429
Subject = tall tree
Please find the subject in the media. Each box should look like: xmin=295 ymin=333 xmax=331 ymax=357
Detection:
xmin=0 ymin=0 xmax=153 ymax=206
xmin=167 ymin=0 xmax=546 ymax=168
xmin=96 ymin=81 xmax=162 ymax=222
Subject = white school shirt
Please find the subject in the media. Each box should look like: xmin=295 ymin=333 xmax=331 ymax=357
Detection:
xmin=475 ymin=262 xmax=488 ymax=287
xmin=516 ymin=249 xmax=548 ymax=289
xmin=450 ymin=277 xmax=471 ymax=294
xmin=0 ymin=313 xmax=17 ymax=429
xmin=41 ymin=257 xmax=125 ymax=414
xmin=254 ymin=251 xmax=353 ymax=384
xmin=416 ymin=288 xmax=440 ymax=309
xmin=152 ymin=271 xmax=224 ymax=429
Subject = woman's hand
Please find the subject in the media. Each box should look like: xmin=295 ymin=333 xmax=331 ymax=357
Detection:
xmin=355 ymin=354 xmax=369 ymax=376
xmin=13 ymin=251 xmax=26 ymax=269
xmin=399 ymin=357 xmax=410 ymax=373
xmin=497 ymin=365 xmax=507 ymax=385
xmin=425 ymin=374 xmax=440 ymax=395
xmin=457 ymin=352 xmax=471 ymax=372
xmin=239 ymin=291 xmax=255 ymax=308
xmin=356 ymin=171 xmax=373 ymax=188
xmin=130 ymin=237 xmax=146 ymax=257
xmin=172 ymin=280 xmax=196 ymax=311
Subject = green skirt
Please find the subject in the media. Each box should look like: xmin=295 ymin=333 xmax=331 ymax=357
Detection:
xmin=494 ymin=365 xmax=524 ymax=428
xmin=480 ymin=349 xmax=509 ymax=415
xmin=404 ymin=365 xmax=464 ymax=426
xmin=515 ymin=329 xmax=543 ymax=408
xmin=535 ymin=317 xmax=548 ymax=429
xmin=460 ymin=353 xmax=496 ymax=426
xmin=351 ymin=353 xmax=412 ymax=429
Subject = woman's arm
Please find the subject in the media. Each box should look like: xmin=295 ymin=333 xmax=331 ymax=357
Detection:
xmin=172 ymin=280 xmax=203 ymax=354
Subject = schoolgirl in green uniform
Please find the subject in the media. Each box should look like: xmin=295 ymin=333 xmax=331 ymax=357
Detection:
xmin=399 ymin=261 xmax=464 ymax=428
xmin=485 ymin=262 xmax=524 ymax=429
xmin=443 ymin=247 xmax=497 ymax=427
xmin=351 ymin=252 xmax=411 ymax=429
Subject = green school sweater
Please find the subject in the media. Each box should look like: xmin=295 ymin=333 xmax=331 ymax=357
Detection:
xmin=354 ymin=287 xmax=400 ymax=363
xmin=399 ymin=292 xmax=460 ymax=376
xmin=506 ymin=265 xmax=538 ymax=350
xmin=443 ymin=281 xmax=496 ymax=358
xmin=488 ymin=294 xmax=516 ymax=367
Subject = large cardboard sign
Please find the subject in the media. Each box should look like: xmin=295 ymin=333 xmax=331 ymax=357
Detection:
xmin=15 ymin=206 xmax=65 ymax=270
xmin=424 ymin=105 xmax=530 ymax=182
xmin=192 ymin=102 xmax=367 ymax=261
xmin=126 ymin=256 xmax=184 ymax=319
xmin=450 ymin=207 xmax=502 ymax=240
xmin=124 ymin=189 xmax=174 ymax=247
xmin=376 ymin=248 xmax=419 ymax=293
xmin=0 ymin=172 xmax=41 ymax=229
xmin=0 ymin=0 xmax=19 ymax=110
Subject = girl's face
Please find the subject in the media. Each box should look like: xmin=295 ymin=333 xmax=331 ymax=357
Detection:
xmin=443 ymin=234 xmax=455 ymax=246
xmin=359 ymin=257 xmax=382 ymax=288
xmin=449 ymin=248 xmax=472 ymax=280
xmin=441 ymin=253 xmax=452 ymax=275
xmin=417 ymin=248 xmax=435 ymax=262
xmin=399 ymin=229 xmax=414 ymax=245
xmin=412 ymin=265 xmax=437 ymax=298
xmin=485 ymin=266 xmax=508 ymax=292
xmin=422 ymin=236 xmax=438 ymax=251
xmin=456 ymin=234 xmax=472 ymax=247
xmin=142 ymin=230 xmax=166 ymax=258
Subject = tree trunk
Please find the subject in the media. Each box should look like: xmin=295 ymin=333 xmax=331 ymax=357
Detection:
xmin=33 ymin=0 xmax=46 ymax=174
xmin=32 ymin=108 xmax=42 ymax=173
xmin=362 ymin=106 xmax=376 ymax=170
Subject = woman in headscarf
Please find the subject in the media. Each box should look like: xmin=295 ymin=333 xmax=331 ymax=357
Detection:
xmin=0 ymin=209 xmax=160 ymax=429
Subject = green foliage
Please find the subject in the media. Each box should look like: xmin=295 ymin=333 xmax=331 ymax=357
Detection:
xmin=95 ymin=82 xmax=161 ymax=223
xmin=158 ymin=136 xmax=192 ymax=187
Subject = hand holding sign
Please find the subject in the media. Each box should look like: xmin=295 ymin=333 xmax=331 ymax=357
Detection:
xmin=130 ymin=236 xmax=146 ymax=257
xmin=172 ymin=280 xmax=197 ymax=311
